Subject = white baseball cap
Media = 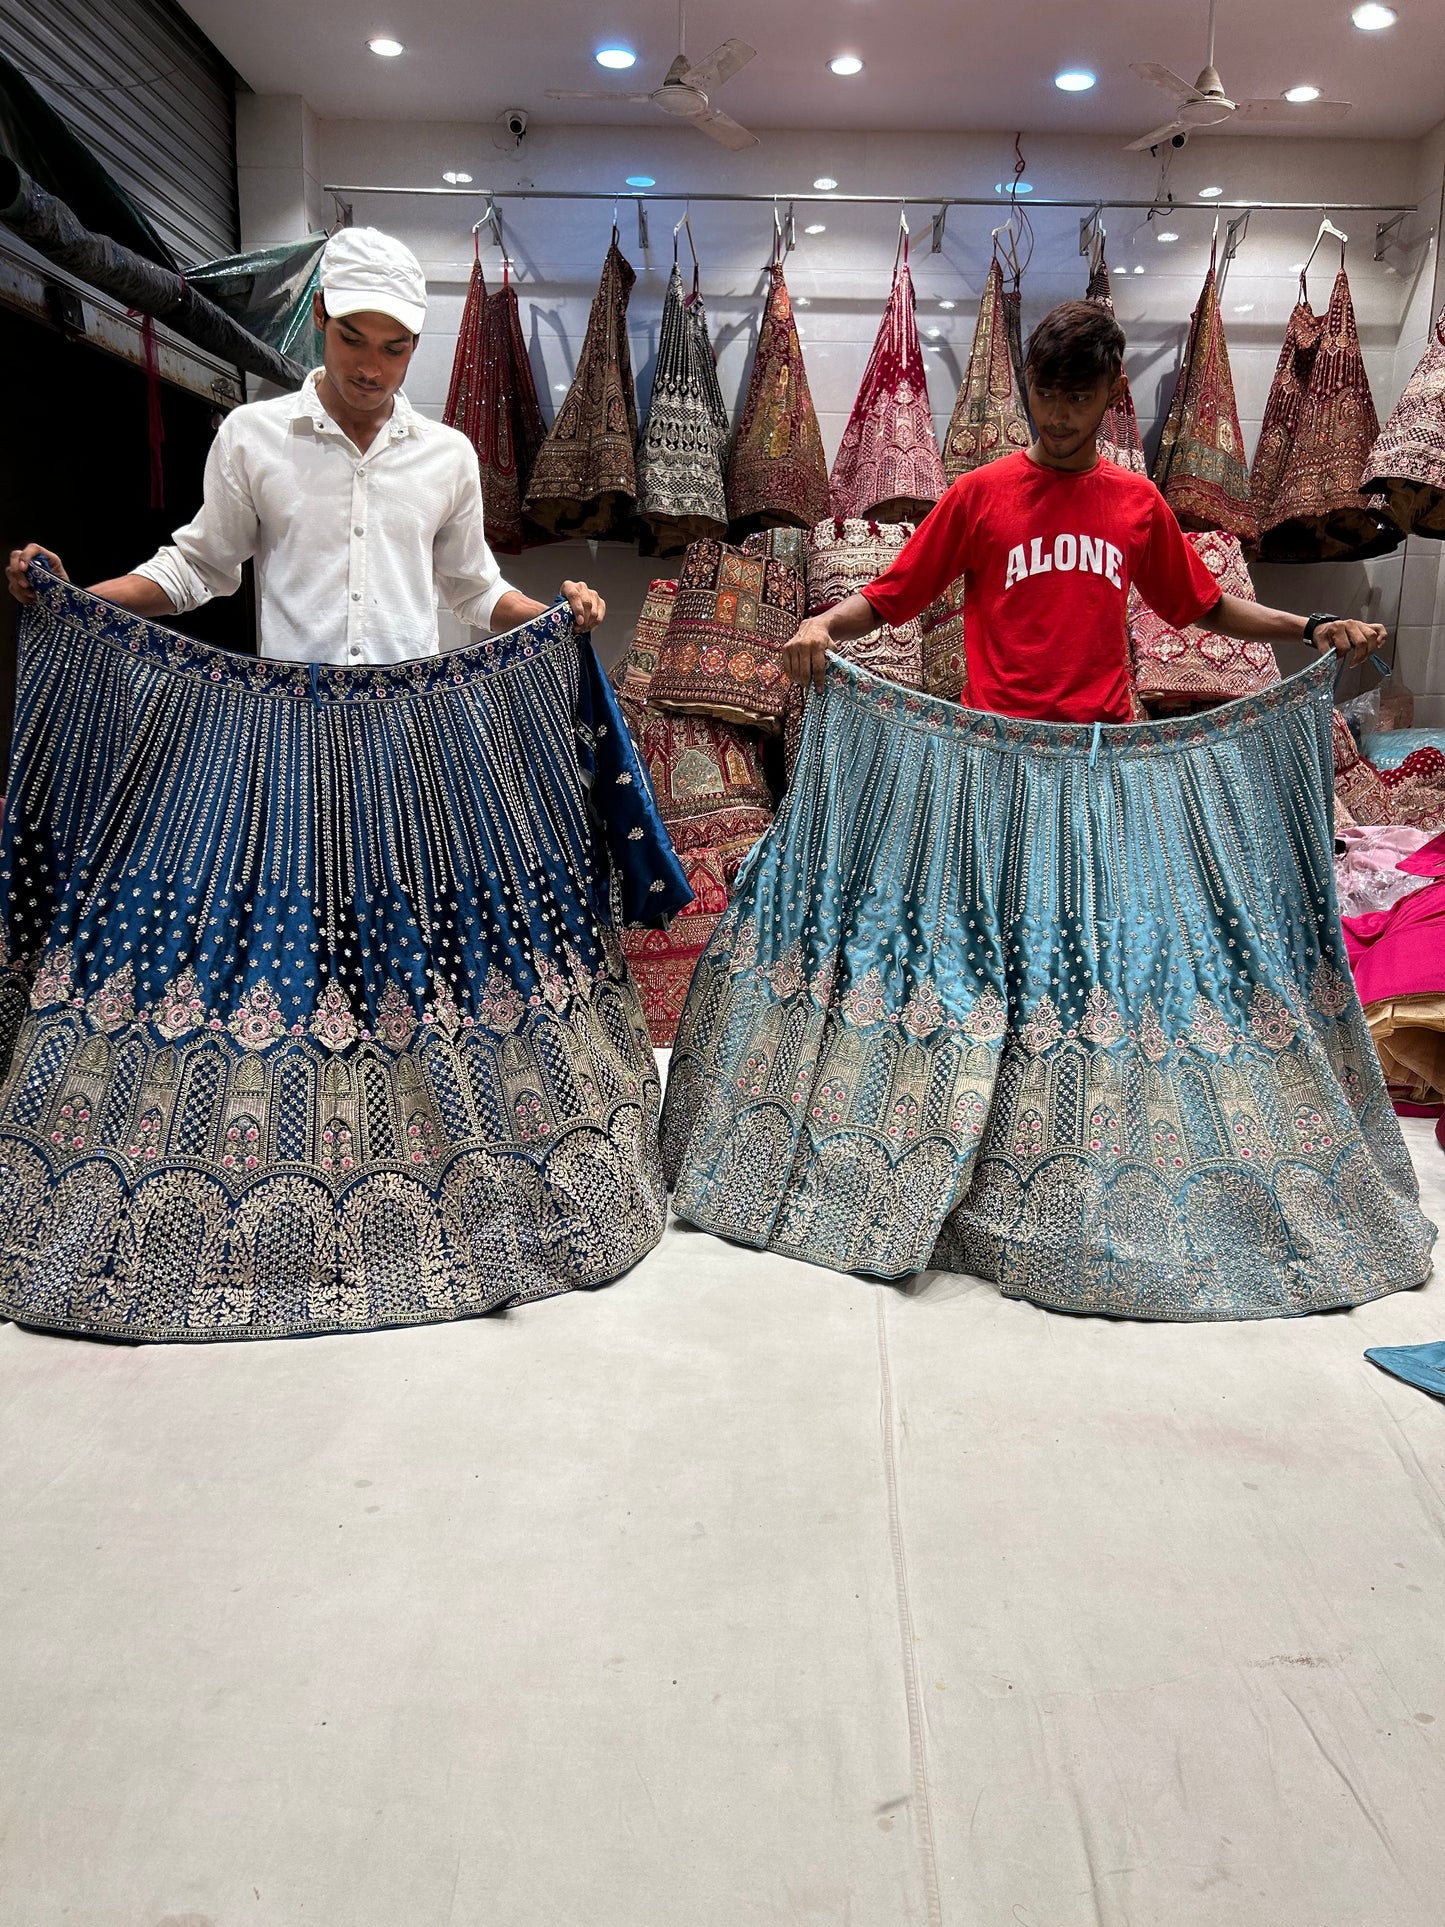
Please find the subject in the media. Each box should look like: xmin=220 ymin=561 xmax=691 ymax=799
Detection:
xmin=320 ymin=226 xmax=428 ymax=335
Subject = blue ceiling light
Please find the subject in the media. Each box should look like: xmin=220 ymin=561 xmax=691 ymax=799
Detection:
xmin=596 ymin=47 xmax=637 ymax=69
xmin=1054 ymin=70 xmax=1096 ymax=92
xmin=625 ymin=175 xmax=656 ymax=187
xmin=995 ymin=180 xmax=1033 ymax=194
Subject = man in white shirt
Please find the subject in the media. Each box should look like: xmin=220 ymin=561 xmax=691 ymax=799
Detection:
xmin=6 ymin=226 xmax=605 ymax=658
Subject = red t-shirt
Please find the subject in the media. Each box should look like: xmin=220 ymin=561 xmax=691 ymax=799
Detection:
xmin=862 ymin=451 xmax=1221 ymax=723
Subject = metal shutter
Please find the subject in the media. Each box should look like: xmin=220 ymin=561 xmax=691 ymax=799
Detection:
xmin=0 ymin=0 xmax=237 ymax=266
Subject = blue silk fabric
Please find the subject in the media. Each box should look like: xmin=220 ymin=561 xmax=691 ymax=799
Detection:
xmin=0 ymin=570 xmax=690 ymax=1341
xmin=662 ymin=653 xmax=1436 ymax=1319
xmin=1364 ymin=1340 xmax=1445 ymax=1399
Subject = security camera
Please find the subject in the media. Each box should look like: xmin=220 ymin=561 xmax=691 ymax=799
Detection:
xmin=503 ymin=108 xmax=529 ymax=140
xmin=1169 ymin=129 xmax=1189 ymax=149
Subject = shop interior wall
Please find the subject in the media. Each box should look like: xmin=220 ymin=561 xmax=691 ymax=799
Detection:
xmin=242 ymin=109 xmax=1445 ymax=707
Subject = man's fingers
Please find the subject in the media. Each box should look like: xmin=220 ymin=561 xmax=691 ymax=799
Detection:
xmin=811 ymin=646 xmax=826 ymax=693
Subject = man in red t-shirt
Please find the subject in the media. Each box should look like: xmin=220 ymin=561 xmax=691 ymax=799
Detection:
xmin=782 ymin=302 xmax=1384 ymax=723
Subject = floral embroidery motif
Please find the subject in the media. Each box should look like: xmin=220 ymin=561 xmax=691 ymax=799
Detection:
xmin=769 ymin=942 xmax=804 ymax=1002
xmin=1187 ymin=1000 xmax=1236 ymax=1055
xmin=1309 ymin=960 xmax=1350 ymax=1019
xmin=900 ymin=980 xmax=946 ymax=1039
xmin=1249 ymin=985 xmax=1298 ymax=1051
xmin=1136 ymin=998 xmax=1171 ymax=1063
xmin=1079 ymin=986 xmax=1124 ymax=1046
xmin=308 ymin=981 xmax=359 ymax=1051
xmin=840 ymin=965 xmax=889 ymax=1028
xmin=87 ymin=963 xmax=137 ymax=1029
xmin=31 ymin=949 xmax=74 ymax=1009
xmin=962 ymin=985 xmax=1007 ymax=1043
xmin=158 ymin=968 xmax=208 ymax=1042
xmin=373 ymin=982 xmax=416 ymax=1049
xmin=1017 ymin=996 xmax=1063 ymax=1057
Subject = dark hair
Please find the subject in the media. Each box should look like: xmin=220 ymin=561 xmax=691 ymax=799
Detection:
xmin=1024 ymin=301 xmax=1125 ymax=387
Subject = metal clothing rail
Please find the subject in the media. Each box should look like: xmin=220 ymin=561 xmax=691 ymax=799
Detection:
xmin=324 ymin=185 xmax=1418 ymax=212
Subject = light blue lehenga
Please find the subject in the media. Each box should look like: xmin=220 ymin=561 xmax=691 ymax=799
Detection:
xmin=661 ymin=652 xmax=1436 ymax=1319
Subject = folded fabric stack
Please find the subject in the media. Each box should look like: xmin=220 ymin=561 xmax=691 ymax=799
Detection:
xmin=1332 ymin=714 xmax=1445 ymax=835
xmin=647 ymin=536 xmax=805 ymax=734
xmin=1130 ymin=528 xmax=1280 ymax=712
xmin=1339 ymin=828 xmax=1445 ymax=1109
xmin=616 ymin=574 xmax=780 ymax=1044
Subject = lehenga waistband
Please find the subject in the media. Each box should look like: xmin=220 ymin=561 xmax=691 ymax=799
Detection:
xmin=821 ymin=647 xmax=1335 ymax=761
xmin=27 ymin=567 xmax=575 ymax=703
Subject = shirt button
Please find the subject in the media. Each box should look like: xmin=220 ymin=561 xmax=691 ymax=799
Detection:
xmin=354 ymin=526 xmax=364 ymax=536
xmin=351 ymin=592 xmax=361 ymax=602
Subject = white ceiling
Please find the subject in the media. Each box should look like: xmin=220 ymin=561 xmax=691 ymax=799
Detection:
xmin=184 ymin=0 xmax=1445 ymax=141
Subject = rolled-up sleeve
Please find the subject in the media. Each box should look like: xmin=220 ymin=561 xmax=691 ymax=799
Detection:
xmin=434 ymin=450 xmax=516 ymax=633
xmin=132 ymin=421 xmax=260 ymax=614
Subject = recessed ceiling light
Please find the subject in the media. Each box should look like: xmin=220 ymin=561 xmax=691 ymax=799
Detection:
xmin=813 ymin=177 xmax=838 ymax=191
xmin=795 ymin=295 xmax=810 ymax=306
xmin=1352 ymin=3 xmax=1397 ymax=27
xmin=828 ymin=55 xmax=864 ymax=76
xmin=1284 ymin=83 xmax=1321 ymax=102
xmin=442 ymin=171 xmax=472 ymax=185
xmin=625 ymin=174 xmax=655 ymax=187
xmin=1198 ymin=184 xmax=1224 ymax=198
xmin=596 ymin=47 xmax=637 ymax=69
xmin=367 ymin=36 xmax=404 ymax=56
xmin=1133 ymin=264 xmax=1145 ymax=274
xmin=925 ymin=326 xmax=942 ymax=338
xmin=553 ymin=383 xmax=569 ymax=393
xmin=804 ymin=223 xmax=827 ymax=235
xmin=1157 ymin=230 xmax=1180 ymax=242
xmin=1291 ymin=261 xmax=1308 ymax=272
xmin=1054 ymin=70 xmax=1096 ymax=91
xmin=995 ymin=180 xmax=1033 ymax=194
xmin=1233 ymin=303 xmax=1256 ymax=312
xmin=939 ymin=299 xmax=956 ymax=310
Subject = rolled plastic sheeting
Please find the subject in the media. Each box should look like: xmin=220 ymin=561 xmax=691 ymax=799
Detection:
xmin=0 ymin=158 xmax=305 ymax=390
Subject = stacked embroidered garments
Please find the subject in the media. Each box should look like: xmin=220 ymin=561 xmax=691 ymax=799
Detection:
xmin=1251 ymin=268 xmax=1400 ymax=562
xmin=617 ymin=622 xmax=774 ymax=1044
xmin=442 ymin=256 xmax=550 ymax=554
xmin=660 ymin=652 xmax=1435 ymax=1319
xmin=1154 ymin=261 xmax=1258 ymax=545
xmin=1086 ymin=250 xmax=1146 ymax=474
xmin=1332 ymin=714 xmax=1445 ymax=834
xmin=943 ymin=257 xmax=1031 ymax=481
xmin=783 ymin=517 xmax=927 ymax=771
xmin=647 ymin=537 xmax=806 ymax=734
xmin=725 ymin=260 xmax=830 ymax=538
xmin=1363 ymin=302 xmax=1445 ymax=538
xmin=741 ymin=525 xmax=807 ymax=570
xmin=636 ymin=264 xmax=730 ymax=556
xmin=830 ymin=248 xmax=946 ymax=523
xmin=920 ymin=580 xmax=968 ymax=699
xmin=1130 ymin=529 xmax=1279 ymax=710
xmin=1000 ymin=274 xmax=1028 ymax=406
xmin=616 ymin=577 xmax=677 ymax=705
xmin=0 ymin=570 xmax=692 ymax=1341
xmin=525 ymin=235 xmax=639 ymax=539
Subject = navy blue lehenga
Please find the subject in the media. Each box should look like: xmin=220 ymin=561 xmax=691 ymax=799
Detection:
xmin=0 ymin=570 xmax=689 ymax=1340
xmin=661 ymin=653 xmax=1435 ymax=1319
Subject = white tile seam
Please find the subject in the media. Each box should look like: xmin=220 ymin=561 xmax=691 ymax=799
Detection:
xmin=876 ymin=1288 xmax=945 ymax=1927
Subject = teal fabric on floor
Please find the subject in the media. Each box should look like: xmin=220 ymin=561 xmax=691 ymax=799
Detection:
xmin=661 ymin=652 xmax=1436 ymax=1319
xmin=1365 ymin=1339 xmax=1445 ymax=1398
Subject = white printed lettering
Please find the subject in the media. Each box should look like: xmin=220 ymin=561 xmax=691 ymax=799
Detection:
xmin=1079 ymin=534 xmax=1106 ymax=574
xmin=1053 ymin=533 xmax=1077 ymax=572
xmin=1004 ymin=544 xmax=1028 ymax=590
xmin=1105 ymin=542 xmax=1123 ymax=588
xmin=1028 ymin=537 xmax=1053 ymax=575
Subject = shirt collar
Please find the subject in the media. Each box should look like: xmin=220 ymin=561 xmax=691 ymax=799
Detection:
xmin=292 ymin=369 xmax=418 ymax=444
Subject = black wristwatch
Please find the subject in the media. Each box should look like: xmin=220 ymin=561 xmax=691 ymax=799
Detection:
xmin=1302 ymin=612 xmax=1338 ymax=643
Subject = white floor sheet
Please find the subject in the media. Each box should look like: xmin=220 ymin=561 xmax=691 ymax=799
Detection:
xmin=1 ymin=1083 xmax=1441 ymax=1927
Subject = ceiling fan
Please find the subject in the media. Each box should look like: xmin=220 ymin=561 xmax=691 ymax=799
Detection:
xmin=1126 ymin=0 xmax=1351 ymax=151
xmin=546 ymin=0 xmax=759 ymax=150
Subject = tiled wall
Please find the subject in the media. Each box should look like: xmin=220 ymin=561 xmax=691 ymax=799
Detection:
xmin=240 ymin=106 xmax=1445 ymax=698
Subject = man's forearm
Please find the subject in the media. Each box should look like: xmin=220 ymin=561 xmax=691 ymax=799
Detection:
xmin=490 ymin=588 xmax=548 ymax=630
xmin=821 ymin=592 xmax=882 ymax=643
xmin=1198 ymin=593 xmax=1306 ymax=644
xmin=86 ymin=574 xmax=177 ymax=618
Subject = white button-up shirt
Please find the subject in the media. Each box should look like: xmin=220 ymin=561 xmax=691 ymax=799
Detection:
xmin=134 ymin=370 xmax=516 ymax=663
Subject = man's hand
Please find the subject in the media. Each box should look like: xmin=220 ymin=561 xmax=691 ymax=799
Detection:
xmin=562 ymin=580 xmax=605 ymax=633
xmin=782 ymin=616 xmax=835 ymax=693
xmin=1314 ymin=618 xmax=1385 ymax=670
xmin=6 ymin=544 xmax=67 ymax=605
